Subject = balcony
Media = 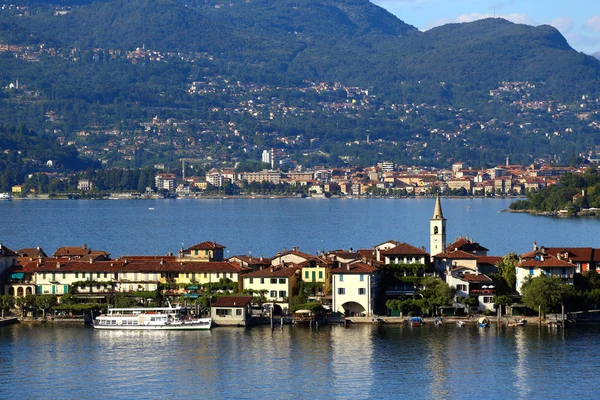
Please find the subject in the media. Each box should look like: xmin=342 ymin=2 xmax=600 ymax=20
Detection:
xmin=470 ymin=289 xmax=496 ymax=295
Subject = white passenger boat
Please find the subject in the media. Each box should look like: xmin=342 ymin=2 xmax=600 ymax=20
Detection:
xmin=0 ymin=193 xmax=12 ymax=200
xmin=93 ymin=305 xmax=211 ymax=330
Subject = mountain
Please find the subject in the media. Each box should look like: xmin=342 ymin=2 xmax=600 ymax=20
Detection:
xmin=2 ymin=0 xmax=598 ymax=97
xmin=0 ymin=0 xmax=599 ymax=170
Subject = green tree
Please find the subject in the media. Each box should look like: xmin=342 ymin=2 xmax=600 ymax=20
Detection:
xmin=419 ymin=277 xmax=456 ymax=316
xmin=0 ymin=295 xmax=15 ymax=318
xmin=521 ymin=275 xmax=573 ymax=316
xmin=35 ymin=295 xmax=58 ymax=318
xmin=496 ymin=253 xmax=518 ymax=293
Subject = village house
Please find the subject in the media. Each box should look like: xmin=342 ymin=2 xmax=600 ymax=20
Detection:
xmin=381 ymin=243 xmax=429 ymax=266
xmin=241 ymin=266 xmax=301 ymax=313
xmin=331 ymin=262 xmax=380 ymax=317
xmin=228 ymin=255 xmax=272 ymax=272
xmin=271 ymin=247 xmax=313 ymax=267
xmin=445 ymin=266 xmax=496 ymax=312
xmin=210 ymin=296 xmax=254 ymax=326
xmin=0 ymin=244 xmax=19 ymax=294
xmin=298 ymin=257 xmax=335 ymax=302
xmin=515 ymin=246 xmax=576 ymax=294
xmin=179 ymin=241 xmax=225 ymax=262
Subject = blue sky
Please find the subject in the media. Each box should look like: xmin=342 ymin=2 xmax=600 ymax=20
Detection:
xmin=373 ymin=0 xmax=600 ymax=55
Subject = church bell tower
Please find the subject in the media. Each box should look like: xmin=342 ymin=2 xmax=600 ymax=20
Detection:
xmin=430 ymin=194 xmax=446 ymax=257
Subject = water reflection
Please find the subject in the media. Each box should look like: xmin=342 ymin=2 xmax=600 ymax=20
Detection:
xmin=514 ymin=327 xmax=531 ymax=400
xmin=3 ymin=323 xmax=600 ymax=399
xmin=331 ymin=324 xmax=374 ymax=399
xmin=426 ymin=329 xmax=450 ymax=398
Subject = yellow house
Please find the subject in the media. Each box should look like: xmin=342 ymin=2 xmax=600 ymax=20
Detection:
xmin=299 ymin=258 xmax=333 ymax=299
xmin=241 ymin=266 xmax=301 ymax=312
xmin=180 ymin=241 xmax=225 ymax=262
xmin=11 ymin=185 xmax=22 ymax=193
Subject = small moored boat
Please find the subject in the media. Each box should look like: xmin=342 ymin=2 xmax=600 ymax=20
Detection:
xmin=507 ymin=318 xmax=527 ymax=327
xmin=410 ymin=317 xmax=424 ymax=327
xmin=477 ymin=317 xmax=490 ymax=328
xmin=456 ymin=320 xmax=466 ymax=327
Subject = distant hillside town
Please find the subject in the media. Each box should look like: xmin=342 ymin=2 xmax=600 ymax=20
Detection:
xmin=6 ymin=157 xmax=589 ymax=200
xmin=1 ymin=197 xmax=598 ymax=324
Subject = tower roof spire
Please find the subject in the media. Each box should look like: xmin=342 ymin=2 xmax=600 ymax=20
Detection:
xmin=432 ymin=194 xmax=444 ymax=220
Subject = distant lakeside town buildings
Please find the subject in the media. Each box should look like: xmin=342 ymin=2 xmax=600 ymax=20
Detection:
xmin=160 ymin=159 xmax=580 ymax=198
xmin=0 ymin=198 xmax=595 ymax=321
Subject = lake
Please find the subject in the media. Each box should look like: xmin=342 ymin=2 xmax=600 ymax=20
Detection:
xmin=1 ymin=197 xmax=599 ymax=258
xmin=1 ymin=322 xmax=599 ymax=399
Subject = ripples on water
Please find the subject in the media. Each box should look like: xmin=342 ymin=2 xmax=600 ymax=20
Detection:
xmin=3 ymin=324 xmax=600 ymax=399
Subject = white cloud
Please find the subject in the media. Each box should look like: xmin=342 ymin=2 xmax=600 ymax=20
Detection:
xmin=584 ymin=16 xmax=600 ymax=32
xmin=548 ymin=17 xmax=574 ymax=34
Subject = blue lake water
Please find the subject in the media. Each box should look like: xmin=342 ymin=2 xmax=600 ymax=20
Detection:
xmin=1 ymin=322 xmax=600 ymax=400
xmin=0 ymin=197 xmax=599 ymax=258
xmin=2 ymin=198 xmax=600 ymax=399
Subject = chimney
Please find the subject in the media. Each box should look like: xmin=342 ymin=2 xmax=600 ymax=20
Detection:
xmin=533 ymin=241 xmax=538 ymax=251
xmin=346 ymin=264 xmax=350 ymax=271
xmin=83 ymin=243 xmax=87 ymax=249
xmin=160 ymin=258 xmax=164 ymax=265
xmin=270 ymin=267 xmax=274 ymax=272
xmin=89 ymin=258 xmax=93 ymax=264
xmin=56 ymin=262 xmax=61 ymax=269
xmin=260 ymin=254 xmax=263 ymax=262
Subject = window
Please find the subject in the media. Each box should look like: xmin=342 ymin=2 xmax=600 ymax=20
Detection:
xmin=270 ymin=278 xmax=277 ymax=284
xmin=483 ymin=297 xmax=493 ymax=304
xmin=305 ymin=271 xmax=309 ymax=279
xmin=204 ymin=273 xmax=207 ymax=278
xmin=249 ymin=278 xmax=254 ymax=284
xmin=216 ymin=309 xmax=232 ymax=316
xmin=456 ymin=284 xmax=467 ymax=291
xmin=339 ymin=275 xmax=344 ymax=282
xmin=62 ymin=273 xmax=66 ymax=279
xmin=279 ymin=278 xmax=285 ymax=284
xmin=529 ymin=268 xmax=534 ymax=275
xmin=230 ymin=273 xmax=233 ymax=278
xmin=186 ymin=273 xmax=189 ymax=278
xmin=104 ymin=273 xmax=107 ymax=278
xmin=318 ymin=271 xmax=323 ymax=279
xmin=270 ymin=290 xmax=277 ymax=298
xmin=75 ymin=273 xmax=79 ymax=279
xmin=338 ymin=288 xmax=345 ymax=295
xmin=260 ymin=278 xmax=265 ymax=284
xmin=358 ymin=288 xmax=366 ymax=295
xmin=216 ymin=273 xmax=220 ymax=278
xmin=359 ymin=274 xmax=364 ymax=282
xmin=97 ymin=273 xmax=100 ymax=278
xmin=279 ymin=290 xmax=286 ymax=298
xmin=236 ymin=309 xmax=242 ymax=316
xmin=43 ymin=273 xmax=46 ymax=279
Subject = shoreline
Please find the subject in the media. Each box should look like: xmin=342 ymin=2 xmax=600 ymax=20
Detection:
xmin=8 ymin=194 xmax=526 ymax=201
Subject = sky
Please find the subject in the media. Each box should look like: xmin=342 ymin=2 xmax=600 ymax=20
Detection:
xmin=372 ymin=0 xmax=600 ymax=55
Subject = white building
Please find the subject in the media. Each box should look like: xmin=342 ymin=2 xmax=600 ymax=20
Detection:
xmin=331 ymin=262 xmax=380 ymax=317
xmin=154 ymin=173 xmax=176 ymax=192
xmin=430 ymin=195 xmax=447 ymax=258
xmin=262 ymin=149 xmax=274 ymax=168
xmin=445 ymin=267 xmax=496 ymax=312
